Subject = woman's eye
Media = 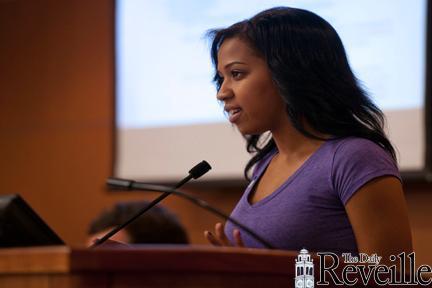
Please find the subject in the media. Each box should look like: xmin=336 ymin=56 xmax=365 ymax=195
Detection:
xmin=231 ymin=71 xmax=243 ymax=79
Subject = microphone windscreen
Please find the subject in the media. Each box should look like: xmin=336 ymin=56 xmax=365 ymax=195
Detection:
xmin=188 ymin=161 xmax=212 ymax=179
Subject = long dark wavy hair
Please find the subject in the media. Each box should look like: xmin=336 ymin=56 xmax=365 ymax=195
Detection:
xmin=207 ymin=7 xmax=396 ymax=180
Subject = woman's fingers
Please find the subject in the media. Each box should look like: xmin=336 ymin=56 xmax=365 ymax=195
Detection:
xmin=233 ymin=229 xmax=244 ymax=247
xmin=204 ymin=222 xmax=230 ymax=246
xmin=205 ymin=223 xmax=245 ymax=247
xmin=215 ymin=222 xmax=230 ymax=246
xmin=204 ymin=230 xmax=223 ymax=246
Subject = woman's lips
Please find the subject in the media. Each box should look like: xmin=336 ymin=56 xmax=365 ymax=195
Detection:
xmin=229 ymin=108 xmax=242 ymax=123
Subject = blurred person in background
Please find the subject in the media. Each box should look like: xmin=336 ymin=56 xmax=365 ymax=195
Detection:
xmin=87 ymin=200 xmax=189 ymax=246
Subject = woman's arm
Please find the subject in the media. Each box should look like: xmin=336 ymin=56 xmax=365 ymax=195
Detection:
xmin=345 ymin=176 xmax=413 ymax=262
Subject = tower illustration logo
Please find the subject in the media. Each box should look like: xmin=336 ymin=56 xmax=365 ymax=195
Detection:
xmin=295 ymin=249 xmax=314 ymax=288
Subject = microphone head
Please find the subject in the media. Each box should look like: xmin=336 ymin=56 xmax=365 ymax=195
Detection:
xmin=188 ymin=161 xmax=212 ymax=179
xmin=106 ymin=178 xmax=134 ymax=190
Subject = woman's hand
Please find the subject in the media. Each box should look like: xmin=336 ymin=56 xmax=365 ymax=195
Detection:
xmin=204 ymin=222 xmax=245 ymax=247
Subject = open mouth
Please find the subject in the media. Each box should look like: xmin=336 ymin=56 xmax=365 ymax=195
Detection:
xmin=228 ymin=108 xmax=242 ymax=123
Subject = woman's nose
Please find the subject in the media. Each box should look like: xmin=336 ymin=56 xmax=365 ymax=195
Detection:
xmin=216 ymin=84 xmax=233 ymax=101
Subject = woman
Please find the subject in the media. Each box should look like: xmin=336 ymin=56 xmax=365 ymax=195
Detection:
xmin=204 ymin=7 xmax=412 ymax=258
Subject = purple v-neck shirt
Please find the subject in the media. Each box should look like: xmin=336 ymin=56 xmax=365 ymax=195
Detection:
xmin=225 ymin=137 xmax=400 ymax=253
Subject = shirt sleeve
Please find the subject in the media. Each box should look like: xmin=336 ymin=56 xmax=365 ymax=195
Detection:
xmin=331 ymin=138 xmax=401 ymax=205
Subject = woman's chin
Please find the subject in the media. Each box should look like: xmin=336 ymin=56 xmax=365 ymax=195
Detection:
xmin=235 ymin=125 xmax=265 ymax=136
xmin=235 ymin=125 xmax=252 ymax=135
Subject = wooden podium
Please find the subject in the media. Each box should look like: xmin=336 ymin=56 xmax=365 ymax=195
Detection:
xmin=0 ymin=245 xmax=299 ymax=287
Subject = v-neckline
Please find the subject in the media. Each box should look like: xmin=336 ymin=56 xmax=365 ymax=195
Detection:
xmin=245 ymin=141 xmax=328 ymax=208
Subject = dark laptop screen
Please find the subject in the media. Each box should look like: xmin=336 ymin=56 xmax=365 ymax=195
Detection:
xmin=0 ymin=194 xmax=64 ymax=248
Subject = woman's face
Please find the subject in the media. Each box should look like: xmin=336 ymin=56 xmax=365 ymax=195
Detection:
xmin=216 ymin=37 xmax=288 ymax=135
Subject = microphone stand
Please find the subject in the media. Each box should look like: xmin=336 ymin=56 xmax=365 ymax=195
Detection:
xmin=90 ymin=161 xmax=211 ymax=248
xmin=89 ymin=176 xmax=191 ymax=248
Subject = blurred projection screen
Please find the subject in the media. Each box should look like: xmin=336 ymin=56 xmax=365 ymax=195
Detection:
xmin=115 ymin=0 xmax=428 ymax=182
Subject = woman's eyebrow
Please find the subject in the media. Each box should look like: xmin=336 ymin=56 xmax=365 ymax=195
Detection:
xmin=223 ymin=61 xmax=247 ymax=69
xmin=217 ymin=61 xmax=247 ymax=73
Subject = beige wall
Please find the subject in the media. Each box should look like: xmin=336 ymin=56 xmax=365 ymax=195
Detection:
xmin=0 ymin=0 xmax=431 ymax=265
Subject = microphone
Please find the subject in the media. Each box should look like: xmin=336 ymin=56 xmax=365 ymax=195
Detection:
xmin=90 ymin=161 xmax=211 ymax=248
xmin=107 ymin=181 xmax=274 ymax=249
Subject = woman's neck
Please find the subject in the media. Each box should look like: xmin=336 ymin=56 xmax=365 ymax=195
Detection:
xmin=270 ymin=117 xmax=327 ymax=162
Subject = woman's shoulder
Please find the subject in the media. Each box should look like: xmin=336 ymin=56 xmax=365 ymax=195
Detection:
xmin=327 ymin=136 xmax=395 ymax=162
xmin=328 ymin=136 xmax=398 ymax=171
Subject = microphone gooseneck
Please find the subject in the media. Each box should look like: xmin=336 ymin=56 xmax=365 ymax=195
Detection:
xmin=107 ymin=181 xmax=274 ymax=249
xmin=90 ymin=161 xmax=212 ymax=248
